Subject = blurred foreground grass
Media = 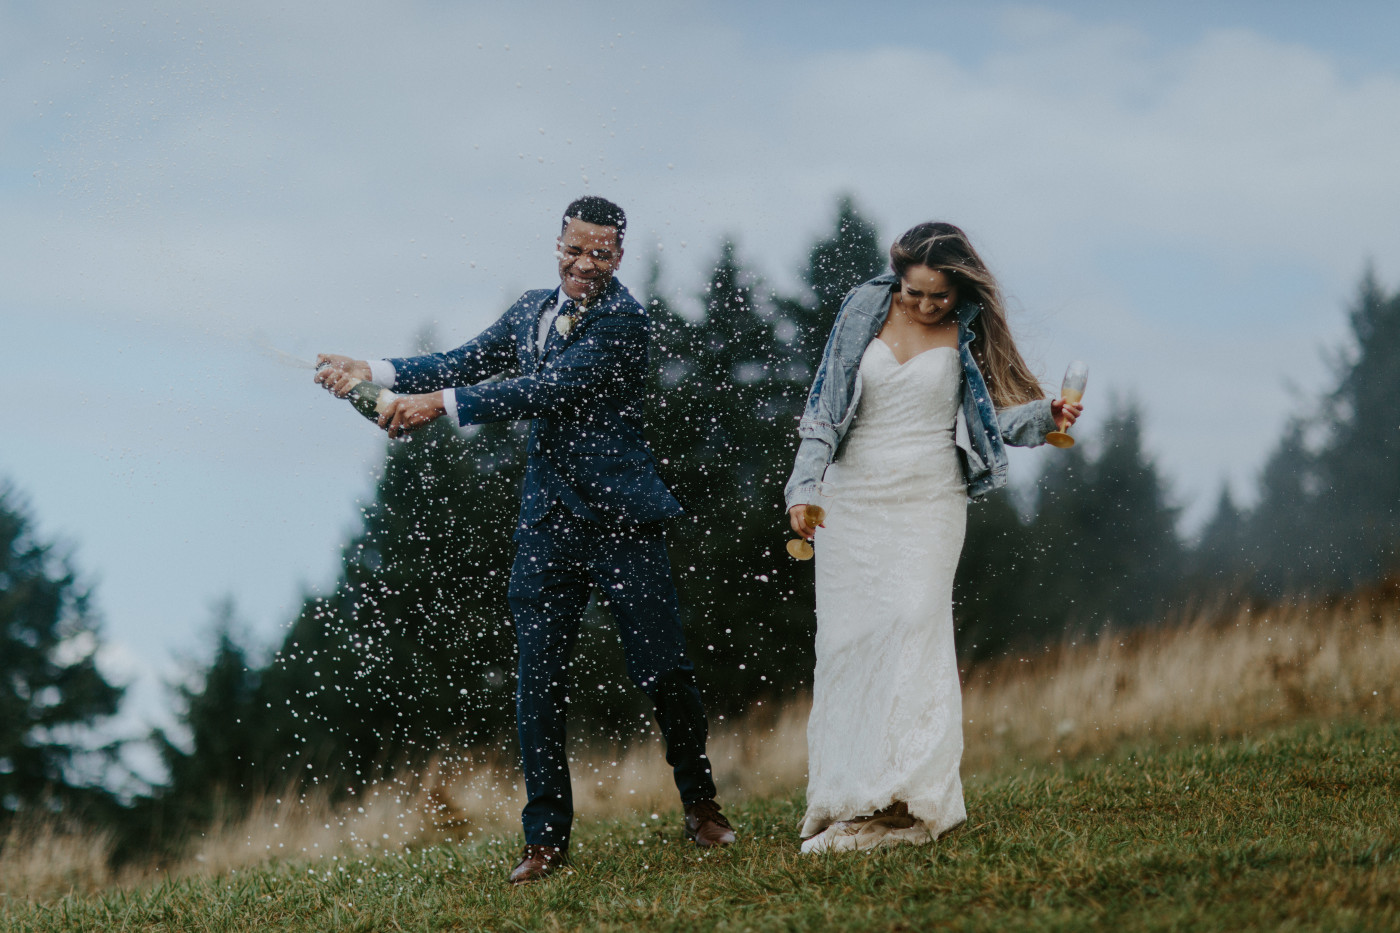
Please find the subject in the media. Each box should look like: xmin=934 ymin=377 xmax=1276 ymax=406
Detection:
xmin=5 ymin=717 xmax=1397 ymax=932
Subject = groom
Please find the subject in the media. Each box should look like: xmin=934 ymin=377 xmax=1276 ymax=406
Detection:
xmin=315 ymin=196 xmax=734 ymax=883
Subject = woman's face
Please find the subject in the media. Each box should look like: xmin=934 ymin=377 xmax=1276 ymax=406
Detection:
xmin=895 ymin=265 xmax=958 ymax=324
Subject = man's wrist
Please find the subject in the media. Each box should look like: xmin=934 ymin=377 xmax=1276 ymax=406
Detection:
xmin=367 ymin=359 xmax=397 ymax=388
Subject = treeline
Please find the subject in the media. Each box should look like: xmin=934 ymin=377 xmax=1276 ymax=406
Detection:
xmin=1193 ymin=270 xmax=1400 ymax=597
xmin=3 ymin=198 xmax=1398 ymax=860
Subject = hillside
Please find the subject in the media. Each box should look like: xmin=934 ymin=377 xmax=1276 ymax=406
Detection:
xmin=4 ymin=718 xmax=1398 ymax=932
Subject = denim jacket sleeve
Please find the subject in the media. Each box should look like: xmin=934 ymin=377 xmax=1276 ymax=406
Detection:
xmin=996 ymin=398 xmax=1057 ymax=447
xmin=784 ymin=436 xmax=832 ymax=510
xmin=783 ymin=275 xmax=893 ymax=512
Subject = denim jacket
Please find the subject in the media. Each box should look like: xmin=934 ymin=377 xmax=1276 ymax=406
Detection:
xmin=784 ymin=273 xmax=1056 ymax=509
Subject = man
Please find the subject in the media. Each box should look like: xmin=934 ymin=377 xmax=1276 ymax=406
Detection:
xmin=315 ymin=196 xmax=735 ymax=884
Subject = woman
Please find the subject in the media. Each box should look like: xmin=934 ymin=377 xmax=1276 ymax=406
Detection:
xmin=785 ymin=222 xmax=1081 ymax=853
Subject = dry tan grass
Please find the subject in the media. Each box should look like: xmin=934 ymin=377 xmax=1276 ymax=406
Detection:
xmin=0 ymin=817 xmax=115 ymax=901
xmin=175 ymin=697 xmax=812 ymax=876
xmin=959 ymin=586 xmax=1400 ymax=777
xmin=7 ymin=587 xmax=1400 ymax=895
xmin=185 ymin=588 xmax=1400 ymax=874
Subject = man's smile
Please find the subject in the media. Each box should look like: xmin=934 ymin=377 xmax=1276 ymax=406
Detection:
xmin=557 ymin=216 xmax=623 ymax=303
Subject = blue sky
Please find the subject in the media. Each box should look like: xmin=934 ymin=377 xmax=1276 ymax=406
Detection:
xmin=2 ymin=0 xmax=1398 ymax=775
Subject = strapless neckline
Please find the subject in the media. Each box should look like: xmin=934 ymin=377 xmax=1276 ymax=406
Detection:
xmin=871 ymin=337 xmax=956 ymax=368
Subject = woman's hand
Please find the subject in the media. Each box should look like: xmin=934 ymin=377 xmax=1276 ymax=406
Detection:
xmin=1051 ymin=399 xmax=1084 ymax=432
xmin=789 ymin=504 xmax=822 ymax=540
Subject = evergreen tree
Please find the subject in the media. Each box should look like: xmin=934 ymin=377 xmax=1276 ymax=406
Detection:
xmin=1244 ymin=271 xmax=1400 ymax=595
xmin=0 ymin=480 xmax=123 ymax=819
xmin=953 ymin=489 xmax=1037 ymax=661
xmin=1028 ymin=399 xmax=1183 ymax=636
xmin=145 ymin=598 xmax=270 ymax=844
xmin=807 ymin=195 xmax=885 ymax=316
xmin=666 ymin=241 xmax=815 ymax=711
xmin=1310 ymin=271 xmax=1400 ymax=587
xmin=1245 ymin=421 xmax=1315 ymax=595
xmin=1188 ymin=483 xmax=1252 ymax=596
xmin=697 ymin=239 xmax=771 ymax=392
xmin=160 ymin=349 xmax=532 ymax=802
xmin=773 ymin=195 xmax=885 ymax=380
xmin=266 ymin=411 xmax=527 ymax=791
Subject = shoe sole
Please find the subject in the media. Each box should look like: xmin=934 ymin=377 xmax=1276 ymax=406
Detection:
xmin=685 ymin=830 xmax=736 ymax=848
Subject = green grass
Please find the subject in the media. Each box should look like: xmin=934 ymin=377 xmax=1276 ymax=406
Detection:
xmin=6 ymin=718 xmax=1400 ymax=932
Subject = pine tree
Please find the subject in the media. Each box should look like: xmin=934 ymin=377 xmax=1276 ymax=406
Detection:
xmin=667 ymin=241 xmax=815 ymax=710
xmin=1188 ymin=483 xmax=1252 ymax=596
xmin=148 ymin=598 xmax=270 ymax=840
xmin=161 ymin=354 xmax=533 ymax=801
xmin=953 ymin=489 xmax=1036 ymax=661
xmin=1029 ymin=399 xmax=1183 ymax=636
xmin=807 ymin=195 xmax=885 ymax=315
xmin=1243 ymin=271 xmax=1400 ymax=595
xmin=1245 ymin=421 xmax=1315 ymax=595
xmin=269 ymin=411 xmax=528 ymax=789
xmin=1311 ymin=271 xmax=1400 ymax=587
xmin=0 ymin=480 xmax=123 ymax=819
xmin=773 ymin=196 xmax=885 ymax=381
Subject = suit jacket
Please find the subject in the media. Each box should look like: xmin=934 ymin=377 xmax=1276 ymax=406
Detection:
xmin=386 ymin=277 xmax=684 ymax=535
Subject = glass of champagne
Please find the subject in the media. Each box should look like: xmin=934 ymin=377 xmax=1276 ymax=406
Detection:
xmin=786 ymin=482 xmax=834 ymax=560
xmin=1045 ymin=360 xmax=1088 ymax=448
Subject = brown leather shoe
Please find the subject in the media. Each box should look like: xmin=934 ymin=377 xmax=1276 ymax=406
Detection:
xmin=508 ymin=844 xmax=567 ymax=884
xmin=684 ymin=799 xmax=736 ymax=848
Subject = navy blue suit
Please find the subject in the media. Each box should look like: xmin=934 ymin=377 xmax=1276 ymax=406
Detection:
xmin=387 ymin=277 xmax=714 ymax=848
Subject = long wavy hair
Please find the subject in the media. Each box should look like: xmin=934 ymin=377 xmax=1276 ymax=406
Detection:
xmin=888 ymin=222 xmax=1044 ymax=407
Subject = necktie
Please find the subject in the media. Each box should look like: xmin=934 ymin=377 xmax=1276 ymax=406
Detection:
xmin=553 ymin=299 xmax=577 ymax=339
xmin=540 ymin=298 xmax=573 ymax=358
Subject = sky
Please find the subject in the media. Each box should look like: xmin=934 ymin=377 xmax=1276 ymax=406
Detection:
xmin=3 ymin=0 xmax=1399 ymax=778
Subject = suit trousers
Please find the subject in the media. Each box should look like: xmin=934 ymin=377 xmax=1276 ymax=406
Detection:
xmin=507 ymin=509 xmax=716 ymax=848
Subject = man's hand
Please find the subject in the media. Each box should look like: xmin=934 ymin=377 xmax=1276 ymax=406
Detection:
xmin=378 ymin=392 xmax=447 ymax=439
xmin=1051 ymin=399 xmax=1084 ymax=432
xmin=315 ymin=354 xmax=372 ymax=397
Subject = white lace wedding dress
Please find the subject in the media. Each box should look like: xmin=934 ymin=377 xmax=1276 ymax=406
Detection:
xmin=800 ymin=339 xmax=968 ymax=853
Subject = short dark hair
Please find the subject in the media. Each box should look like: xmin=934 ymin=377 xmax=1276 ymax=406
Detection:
xmin=562 ymin=195 xmax=626 ymax=244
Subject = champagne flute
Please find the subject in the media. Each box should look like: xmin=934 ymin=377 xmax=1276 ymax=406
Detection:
xmin=785 ymin=505 xmax=825 ymax=560
xmin=786 ymin=482 xmax=834 ymax=560
xmin=1045 ymin=360 xmax=1088 ymax=448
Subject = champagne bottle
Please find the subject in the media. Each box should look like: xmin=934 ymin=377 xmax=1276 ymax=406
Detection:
xmin=318 ymin=363 xmax=395 ymax=423
xmin=346 ymin=380 xmax=395 ymax=422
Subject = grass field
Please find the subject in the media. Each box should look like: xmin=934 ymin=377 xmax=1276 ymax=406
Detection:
xmin=4 ymin=716 xmax=1398 ymax=932
xmin=151 ymin=587 xmax=1400 ymax=887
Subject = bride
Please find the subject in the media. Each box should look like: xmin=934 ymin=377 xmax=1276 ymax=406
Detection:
xmin=784 ymin=222 xmax=1081 ymax=853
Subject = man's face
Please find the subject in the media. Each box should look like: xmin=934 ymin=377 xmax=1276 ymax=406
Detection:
xmin=556 ymin=218 xmax=623 ymax=303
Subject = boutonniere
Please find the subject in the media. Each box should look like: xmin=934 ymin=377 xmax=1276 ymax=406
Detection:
xmin=554 ymin=298 xmax=592 ymax=337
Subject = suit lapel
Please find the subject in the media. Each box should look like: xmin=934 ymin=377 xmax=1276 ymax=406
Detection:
xmin=540 ymin=279 xmax=621 ymax=365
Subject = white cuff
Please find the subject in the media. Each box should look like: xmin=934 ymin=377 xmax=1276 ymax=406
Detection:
xmin=442 ymin=388 xmax=457 ymax=424
xmin=367 ymin=359 xmax=397 ymax=388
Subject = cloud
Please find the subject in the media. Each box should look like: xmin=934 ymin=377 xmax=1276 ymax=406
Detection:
xmin=12 ymin=3 xmax=1398 ymax=325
